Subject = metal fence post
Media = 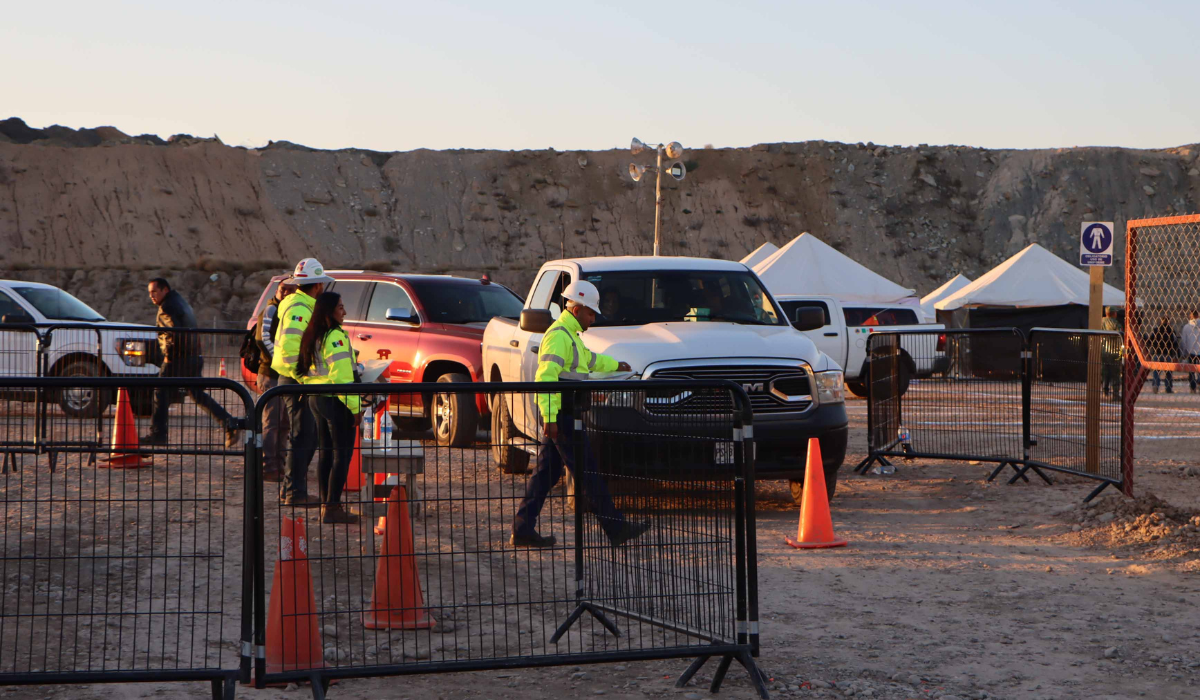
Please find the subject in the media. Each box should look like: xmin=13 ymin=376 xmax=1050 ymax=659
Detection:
xmin=1021 ymin=329 xmax=1033 ymax=463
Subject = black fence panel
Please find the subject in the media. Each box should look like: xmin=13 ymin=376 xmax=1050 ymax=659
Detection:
xmin=858 ymin=328 xmax=1126 ymax=500
xmin=0 ymin=376 xmax=254 ymax=697
xmin=251 ymin=380 xmax=764 ymax=698
xmin=1027 ymin=329 xmax=1123 ymax=485
xmin=860 ymin=329 xmax=1027 ymax=472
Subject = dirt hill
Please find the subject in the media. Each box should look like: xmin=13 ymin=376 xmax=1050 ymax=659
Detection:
xmin=1 ymin=117 xmax=1197 ymax=324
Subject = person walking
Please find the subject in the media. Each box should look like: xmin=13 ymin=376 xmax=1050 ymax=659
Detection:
xmin=1179 ymin=310 xmax=1200 ymax=393
xmin=1150 ymin=318 xmax=1177 ymax=394
xmin=510 ymin=280 xmax=650 ymax=548
xmin=271 ymin=258 xmax=334 ymax=507
xmin=297 ymin=292 xmax=361 ymax=524
xmin=142 ymin=278 xmax=239 ymax=448
xmin=256 ymin=282 xmax=296 ymax=482
xmin=1100 ymin=306 xmax=1123 ymax=399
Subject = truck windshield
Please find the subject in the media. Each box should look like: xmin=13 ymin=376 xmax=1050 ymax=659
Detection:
xmin=584 ymin=270 xmax=784 ymax=327
xmin=407 ymin=279 xmax=525 ymax=324
xmin=12 ymin=286 xmax=105 ymax=322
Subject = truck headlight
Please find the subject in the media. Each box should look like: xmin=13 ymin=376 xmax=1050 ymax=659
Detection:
xmin=117 ymin=339 xmax=147 ymax=367
xmin=814 ymin=370 xmax=845 ymax=404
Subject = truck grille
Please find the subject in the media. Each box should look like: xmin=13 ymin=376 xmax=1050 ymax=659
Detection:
xmin=646 ymin=366 xmax=813 ymax=415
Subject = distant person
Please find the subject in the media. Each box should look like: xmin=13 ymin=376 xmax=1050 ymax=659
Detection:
xmin=1150 ymin=318 xmax=1176 ymax=394
xmin=511 ymin=280 xmax=649 ymax=548
xmin=600 ymin=288 xmax=622 ymax=320
xmin=142 ymin=278 xmax=239 ymax=447
xmin=1101 ymin=306 xmax=1123 ymax=399
xmin=1179 ymin=310 xmax=1200 ymax=393
xmin=256 ymin=282 xmax=296 ymax=482
xmin=296 ymin=292 xmax=361 ymax=524
xmin=271 ymin=258 xmax=334 ymax=507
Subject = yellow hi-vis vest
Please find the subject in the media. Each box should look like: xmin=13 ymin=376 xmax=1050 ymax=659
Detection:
xmin=300 ymin=327 xmax=361 ymax=413
xmin=535 ymin=311 xmax=617 ymax=423
xmin=270 ymin=290 xmax=316 ymax=381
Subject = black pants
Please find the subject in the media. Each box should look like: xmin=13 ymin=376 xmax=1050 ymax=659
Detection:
xmin=310 ymin=395 xmax=356 ymax=507
xmin=512 ymin=413 xmax=625 ymax=541
xmin=279 ymin=376 xmax=317 ymax=500
xmin=150 ymin=358 xmax=233 ymax=436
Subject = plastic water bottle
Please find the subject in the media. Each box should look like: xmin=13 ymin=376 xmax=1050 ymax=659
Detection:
xmin=363 ymin=405 xmax=374 ymax=438
xmin=380 ymin=413 xmax=393 ymax=444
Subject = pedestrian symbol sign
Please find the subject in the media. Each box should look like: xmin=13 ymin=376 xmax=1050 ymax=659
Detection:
xmin=1080 ymin=221 xmax=1114 ymax=266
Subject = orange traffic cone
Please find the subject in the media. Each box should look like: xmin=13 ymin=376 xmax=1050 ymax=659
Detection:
xmin=785 ymin=438 xmax=847 ymax=549
xmin=218 ymin=357 xmax=227 ymax=377
xmin=100 ymin=389 xmax=151 ymax=469
xmin=346 ymin=428 xmax=364 ymax=493
xmin=362 ymin=487 xmax=434 ymax=629
xmin=266 ymin=517 xmax=323 ymax=673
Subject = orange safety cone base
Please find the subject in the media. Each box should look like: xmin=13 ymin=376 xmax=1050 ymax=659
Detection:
xmin=362 ymin=487 xmax=434 ymax=630
xmin=785 ymin=437 xmax=849 ymax=550
xmin=99 ymin=454 xmax=153 ymax=469
xmin=265 ymin=517 xmax=324 ymax=674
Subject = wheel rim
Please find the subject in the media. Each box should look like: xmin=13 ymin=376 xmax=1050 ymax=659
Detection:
xmin=63 ymin=387 xmax=94 ymax=412
xmin=434 ymin=393 xmax=453 ymax=440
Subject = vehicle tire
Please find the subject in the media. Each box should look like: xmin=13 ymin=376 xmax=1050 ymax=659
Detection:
xmin=789 ymin=463 xmax=840 ymax=504
xmin=56 ymin=358 xmax=111 ymax=418
xmin=433 ymin=373 xmax=479 ymax=448
xmin=845 ymin=380 xmax=869 ymax=398
xmin=491 ymin=393 xmax=530 ymax=474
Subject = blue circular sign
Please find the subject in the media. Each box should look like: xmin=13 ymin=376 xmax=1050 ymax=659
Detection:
xmin=1082 ymin=223 xmax=1112 ymax=253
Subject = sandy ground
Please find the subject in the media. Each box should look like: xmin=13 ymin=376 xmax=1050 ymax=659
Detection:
xmin=3 ymin=392 xmax=1199 ymax=700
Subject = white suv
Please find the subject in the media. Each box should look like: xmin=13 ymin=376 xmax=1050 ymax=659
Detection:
xmin=0 ymin=281 xmax=158 ymax=416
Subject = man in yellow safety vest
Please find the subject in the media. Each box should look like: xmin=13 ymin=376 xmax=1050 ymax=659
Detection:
xmin=510 ymin=280 xmax=651 ymax=548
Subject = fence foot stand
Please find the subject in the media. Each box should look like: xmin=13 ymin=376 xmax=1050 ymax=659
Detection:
xmin=549 ymin=602 xmax=620 ymax=643
xmin=1083 ymin=481 xmax=1113 ymax=503
xmin=706 ymin=651 xmax=769 ymax=699
xmin=1003 ymin=462 xmax=1031 ymax=485
xmin=855 ymin=454 xmax=890 ymax=475
xmin=223 ymin=677 xmax=237 ymax=700
xmin=308 ymin=673 xmax=330 ymax=700
xmin=1027 ymin=464 xmax=1053 ymax=485
xmin=675 ymin=654 xmax=712 ymax=688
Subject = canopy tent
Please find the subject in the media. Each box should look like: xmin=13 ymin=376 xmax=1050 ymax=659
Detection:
xmin=752 ymin=233 xmax=916 ymax=304
xmin=919 ymin=274 xmax=972 ymax=322
xmin=739 ymin=242 xmax=779 ymax=268
xmin=936 ymin=243 xmax=1125 ymax=311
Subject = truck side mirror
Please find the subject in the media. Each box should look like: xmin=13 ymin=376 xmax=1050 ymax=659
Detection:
xmin=519 ymin=309 xmax=552 ymax=334
xmin=792 ymin=308 xmax=826 ymax=331
xmin=385 ymin=307 xmax=418 ymax=325
xmin=0 ymin=313 xmax=34 ymax=325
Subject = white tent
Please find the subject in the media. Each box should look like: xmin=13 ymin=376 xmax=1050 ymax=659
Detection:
xmin=936 ymin=244 xmax=1125 ymax=311
xmin=752 ymin=233 xmax=916 ymax=304
xmin=739 ymin=242 xmax=779 ymax=268
xmin=920 ymin=274 xmax=972 ymax=321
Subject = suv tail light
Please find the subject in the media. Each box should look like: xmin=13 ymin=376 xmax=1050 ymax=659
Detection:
xmin=936 ymin=333 xmax=947 ymax=352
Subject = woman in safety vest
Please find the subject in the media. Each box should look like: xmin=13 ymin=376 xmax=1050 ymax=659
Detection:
xmin=296 ymin=292 xmax=361 ymax=524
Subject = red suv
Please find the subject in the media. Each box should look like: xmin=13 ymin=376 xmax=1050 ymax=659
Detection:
xmin=245 ymin=271 xmax=525 ymax=446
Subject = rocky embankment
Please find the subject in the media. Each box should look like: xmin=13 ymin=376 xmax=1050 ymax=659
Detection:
xmin=1 ymin=117 xmax=1197 ymax=323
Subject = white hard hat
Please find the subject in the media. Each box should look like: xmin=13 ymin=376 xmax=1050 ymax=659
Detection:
xmin=562 ymin=280 xmax=602 ymax=314
xmin=286 ymin=257 xmax=335 ymax=286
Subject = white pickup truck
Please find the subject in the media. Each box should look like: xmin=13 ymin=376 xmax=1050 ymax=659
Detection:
xmin=482 ymin=256 xmax=850 ymax=501
xmin=0 ymin=280 xmax=159 ymax=415
xmin=773 ymin=295 xmax=948 ymax=397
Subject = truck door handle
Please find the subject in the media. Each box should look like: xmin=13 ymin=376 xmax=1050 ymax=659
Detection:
xmin=824 ymin=332 xmax=838 ymax=337
xmin=509 ymin=340 xmax=519 ymax=348
xmin=530 ymin=345 xmax=539 ymax=354
xmin=357 ymin=333 xmax=372 ymax=341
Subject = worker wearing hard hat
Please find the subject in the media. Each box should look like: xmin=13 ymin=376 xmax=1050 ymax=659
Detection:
xmin=271 ymin=258 xmax=335 ymax=507
xmin=510 ymin=280 xmax=651 ymax=548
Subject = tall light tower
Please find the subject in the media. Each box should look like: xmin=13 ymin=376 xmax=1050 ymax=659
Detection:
xmin=629 ymin=138 xmax=687 ymax=256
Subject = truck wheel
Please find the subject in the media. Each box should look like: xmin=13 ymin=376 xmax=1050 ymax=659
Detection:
xmin=789 ymin=463 xmax=840 ymax=504
xmin=56 ymin=359 xmax=111 ymax=418
xmin=433 ymin=373 xmax=479 ymax=448
xmin=845 ymin=380 xmax=869 ymax=398
xmin=491 ymin=394 xmax=530 ymax=474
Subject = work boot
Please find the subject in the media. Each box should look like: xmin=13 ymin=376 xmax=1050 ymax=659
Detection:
xmin=282 ymin=493 xmax=322 ymax=508
xmin=322 ymin=505 xmax=360 ymax=524
xmin=510 ymin=531 xmax=557 ymax=548
xmin=140 ymin=433 xmax=168 ymax=445
xmin=608 ymin=520 xmax=652 ymax=547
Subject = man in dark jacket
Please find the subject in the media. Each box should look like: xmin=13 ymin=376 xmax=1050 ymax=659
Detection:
xmin=142 ymin=278 xmax=239 ymax=447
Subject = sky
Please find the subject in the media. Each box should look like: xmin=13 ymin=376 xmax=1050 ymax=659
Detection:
xmin=3 ymin=0 xmax=1198 ymax=152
